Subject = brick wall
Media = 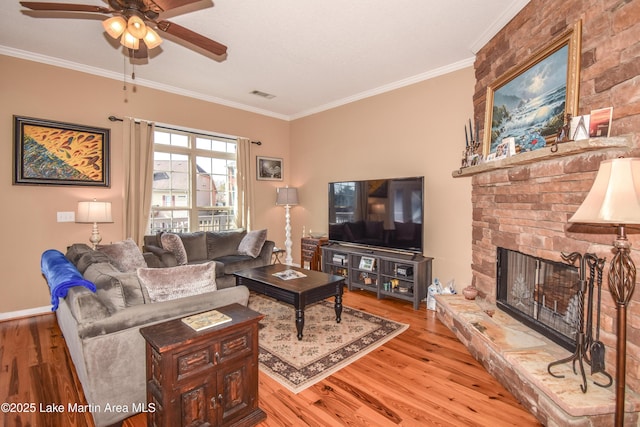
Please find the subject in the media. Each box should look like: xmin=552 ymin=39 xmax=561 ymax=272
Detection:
xmin=471 ymin=0 xmax=640 ymax=393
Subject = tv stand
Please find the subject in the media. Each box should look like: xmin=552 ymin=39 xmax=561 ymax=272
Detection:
xmin=322 ymin=244 xmax=432 ymax=310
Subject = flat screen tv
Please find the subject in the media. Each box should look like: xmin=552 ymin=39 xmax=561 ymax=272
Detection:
xmin=328 ymin=177 xmax=424 ymax=254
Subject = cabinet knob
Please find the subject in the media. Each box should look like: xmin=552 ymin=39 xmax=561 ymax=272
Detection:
xmin=214 ymin=351 xmax=220 ymax=363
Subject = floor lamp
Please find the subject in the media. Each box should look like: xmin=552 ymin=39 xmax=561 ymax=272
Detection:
xmin=77 ymin=199 xmax=113 ymax=249
xmin=568 ymin=158 xmax=640 ymax=426
xmin=276 ymin=187 xmax=298 ymax=265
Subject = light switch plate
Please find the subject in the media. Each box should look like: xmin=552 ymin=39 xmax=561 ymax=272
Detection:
xmin=57 ymin=211 xmax=75 ymax=222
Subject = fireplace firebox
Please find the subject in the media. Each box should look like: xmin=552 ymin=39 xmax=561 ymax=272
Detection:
xmin=496 ymin=248 xmax=580 ymax=351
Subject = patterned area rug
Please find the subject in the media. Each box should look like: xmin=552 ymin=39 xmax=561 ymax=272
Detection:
xmin=248 ymin=293 xmax=409 ymax=393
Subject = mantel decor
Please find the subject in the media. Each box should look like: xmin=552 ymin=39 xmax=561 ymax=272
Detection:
xmin=483 ymin=20 xmax=582 ymax=157
xmin=13 ymin=116 xmax=110 ymax=187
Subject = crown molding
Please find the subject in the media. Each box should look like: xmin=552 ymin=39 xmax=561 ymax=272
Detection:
xmin=0 ymin=45 xmax=290 ymax=121
xmin=2 ymin=45 xmax=477 ymax=122
xmin=290 ymin=57 xmax=475 ymax=120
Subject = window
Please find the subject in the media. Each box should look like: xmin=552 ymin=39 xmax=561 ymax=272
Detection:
xmin=149 ymin=128 xmax=237 ymax=234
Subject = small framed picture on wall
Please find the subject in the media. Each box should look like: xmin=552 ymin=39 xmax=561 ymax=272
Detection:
xmin=257 ymin=156 xmax=283 ymax=180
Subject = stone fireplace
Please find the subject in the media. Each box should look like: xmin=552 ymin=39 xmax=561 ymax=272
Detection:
xmin=438 ymin=141 xmax=640 ymax=425
xmin=437 ymin=0 xmax=640 ymax=422
xmin=459 ymin=0 xmax=640 ymax=414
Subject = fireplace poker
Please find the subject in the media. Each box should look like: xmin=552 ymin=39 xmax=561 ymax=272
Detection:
xmin=591 ymin=257 xmax=613 ymax=388
xmin=584 ymin=254 xmax=598 ymax=364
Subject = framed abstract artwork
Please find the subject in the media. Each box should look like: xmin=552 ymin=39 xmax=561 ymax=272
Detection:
xmin=483 ymin=20 xmax=582 ymax=157
xmin=13 ymin=116 xmax=110 ymax=187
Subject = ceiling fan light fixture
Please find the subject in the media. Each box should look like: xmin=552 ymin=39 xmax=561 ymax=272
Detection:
xmin=143 ymin=27 xmax=163 ymax=49
xmin=127 ymin=15 xmax=147 ymax=39
xmin=102 ymin=16 xmax=126 ymax=39
xmin=120 ymin=29 xmax=140 ymax=50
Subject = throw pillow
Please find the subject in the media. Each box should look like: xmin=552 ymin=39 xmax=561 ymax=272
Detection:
xmin=83 ymin=263 xmax=127 ymax=313
xmin=137 ymin=262 xmax=217 ymax=303
xmin=83 ymin=262 xmax=146 ymax=308
xmin=97 ymin=238 xmax=147 ymax=273
xmin=237 ymin=229 xmax=267 ymax=258
xmin=206 ymin=230 xmax=246 ymax=259
xmin=75 ymin=250 xmax=113 ymax=274
xmin=179 ymin=232 xmax=208 ymax=262
xmin=160 ymin=233 xmax=188 ymax=265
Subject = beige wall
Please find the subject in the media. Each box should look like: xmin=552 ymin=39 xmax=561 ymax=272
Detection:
xmin=290 ymin=67 xmax=474 ymax=290
xmin=0 ymin=55 xmax=290 ymax=313
xmin=1 ymin=54 xmax=474 ymax=314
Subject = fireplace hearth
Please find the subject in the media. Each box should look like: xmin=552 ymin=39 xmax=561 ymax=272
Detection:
xmin=497 ymin=248 xmax=580 ymax=351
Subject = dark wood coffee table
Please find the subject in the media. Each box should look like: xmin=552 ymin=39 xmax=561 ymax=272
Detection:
xmin=234 ymin=264 xmax=345 ymax=340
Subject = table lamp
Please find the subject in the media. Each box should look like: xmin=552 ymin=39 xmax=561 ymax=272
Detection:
xmin=77 ymin=199 xmax=113 ymax=249
xmin=276 ymin=187 xmax=298 ymax=265
xmin=568 ymin=157 xmax=640 ymax=426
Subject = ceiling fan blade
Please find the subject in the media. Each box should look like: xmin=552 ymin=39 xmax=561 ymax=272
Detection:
xmin=147 ymin=0 xmax=201 ymax=13
xmin=20 ymin=2 xmax=111 ymax=13
xmin=156 ymin=20 xmax=227 ymax=56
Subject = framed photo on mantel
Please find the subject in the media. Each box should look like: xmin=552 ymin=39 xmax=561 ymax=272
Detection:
xmin=483 ymin=20 xmax=582 ymax=157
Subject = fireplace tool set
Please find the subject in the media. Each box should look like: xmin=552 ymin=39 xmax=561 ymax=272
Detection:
xmin=547 ymin=252 xmax=613 ymax=392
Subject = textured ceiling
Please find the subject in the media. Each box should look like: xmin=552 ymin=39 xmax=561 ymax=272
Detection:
xmin=0 ymin=0 xmax=529 ymax=120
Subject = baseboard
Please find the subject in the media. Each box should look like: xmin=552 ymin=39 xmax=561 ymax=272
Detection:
xmin=0 ymin=305 xmax=51 ymax=321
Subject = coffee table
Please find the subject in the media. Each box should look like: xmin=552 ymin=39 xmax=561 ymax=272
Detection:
xmin=234 ymin=264 xmax=344 ymax=340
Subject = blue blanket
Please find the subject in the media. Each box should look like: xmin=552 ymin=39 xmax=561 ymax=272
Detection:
xmin=41 ymin=249 xmax=96 ymax=311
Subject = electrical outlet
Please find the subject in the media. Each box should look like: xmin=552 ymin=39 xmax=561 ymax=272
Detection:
xmin=57 ymin=211 xmax=75 ymax=222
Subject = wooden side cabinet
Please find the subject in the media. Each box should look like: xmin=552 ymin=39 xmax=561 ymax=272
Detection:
xmin=139 ymin=304 xmax=266 ymax=427
xmin=301 ymin=236 xmax=328 ymax=270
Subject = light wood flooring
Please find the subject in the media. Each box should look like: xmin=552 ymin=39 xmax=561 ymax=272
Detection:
xmin=0 ymin=288 xmax=541 ymax=427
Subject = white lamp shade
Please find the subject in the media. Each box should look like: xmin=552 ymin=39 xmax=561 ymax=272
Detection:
xmin=569 ymin=158 xmax=640 ymax=224
xmin=102 ymin=16 xmax=126 ymax=39
xmin=276 ymin=187 xmax=299 ymax=206
xmin=77 ymin=201 xmax=113 ymax=223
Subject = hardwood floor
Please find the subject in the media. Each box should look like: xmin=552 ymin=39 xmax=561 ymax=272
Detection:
xmin=0 ymin=289 xmax=541 ymax=427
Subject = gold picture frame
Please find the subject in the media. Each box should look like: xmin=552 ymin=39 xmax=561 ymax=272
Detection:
xmin=483 ymin=20 xmax=582 ymax=157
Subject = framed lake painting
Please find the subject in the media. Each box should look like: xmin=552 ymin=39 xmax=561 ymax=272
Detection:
xmin=483 ymin=20 xmax=582 ymax=157
xmin=14 ymin=116 xmax=110 ymax=187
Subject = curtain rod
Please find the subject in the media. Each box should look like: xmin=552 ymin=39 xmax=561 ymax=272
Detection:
xmin=107 ymin=115 xmax=262 ymax=145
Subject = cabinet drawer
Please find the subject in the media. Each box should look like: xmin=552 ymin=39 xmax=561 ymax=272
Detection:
xmin=218 ymin=329 xmax=253 ymax=364
xmin=176 ymin=344 xmax=215 ymax=382
xmin=302 ymin=248 xmax=317 ymax=257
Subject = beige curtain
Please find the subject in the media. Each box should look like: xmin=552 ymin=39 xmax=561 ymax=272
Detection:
xmin=236 ymin=137 xmax=254 ymax=230
xmin=123 ymin=118 xmax=155 ymax=245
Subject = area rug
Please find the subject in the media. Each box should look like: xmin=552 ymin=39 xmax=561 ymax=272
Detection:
xmin=248 ymin=293 xmax=409 ymax=393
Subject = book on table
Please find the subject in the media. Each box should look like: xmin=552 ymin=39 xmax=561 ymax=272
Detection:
xmin=272 ymin=269 xmax=307 ymax=280
xmin=182 ymin=309 xmax=232 ymax=331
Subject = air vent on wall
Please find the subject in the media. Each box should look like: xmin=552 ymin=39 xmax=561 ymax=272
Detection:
xmin=250 ymin=90 xmax=276 ymax=99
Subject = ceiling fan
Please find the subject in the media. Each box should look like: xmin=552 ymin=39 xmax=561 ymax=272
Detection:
xmin=19 ymin=0 xmax=227 ymax=59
